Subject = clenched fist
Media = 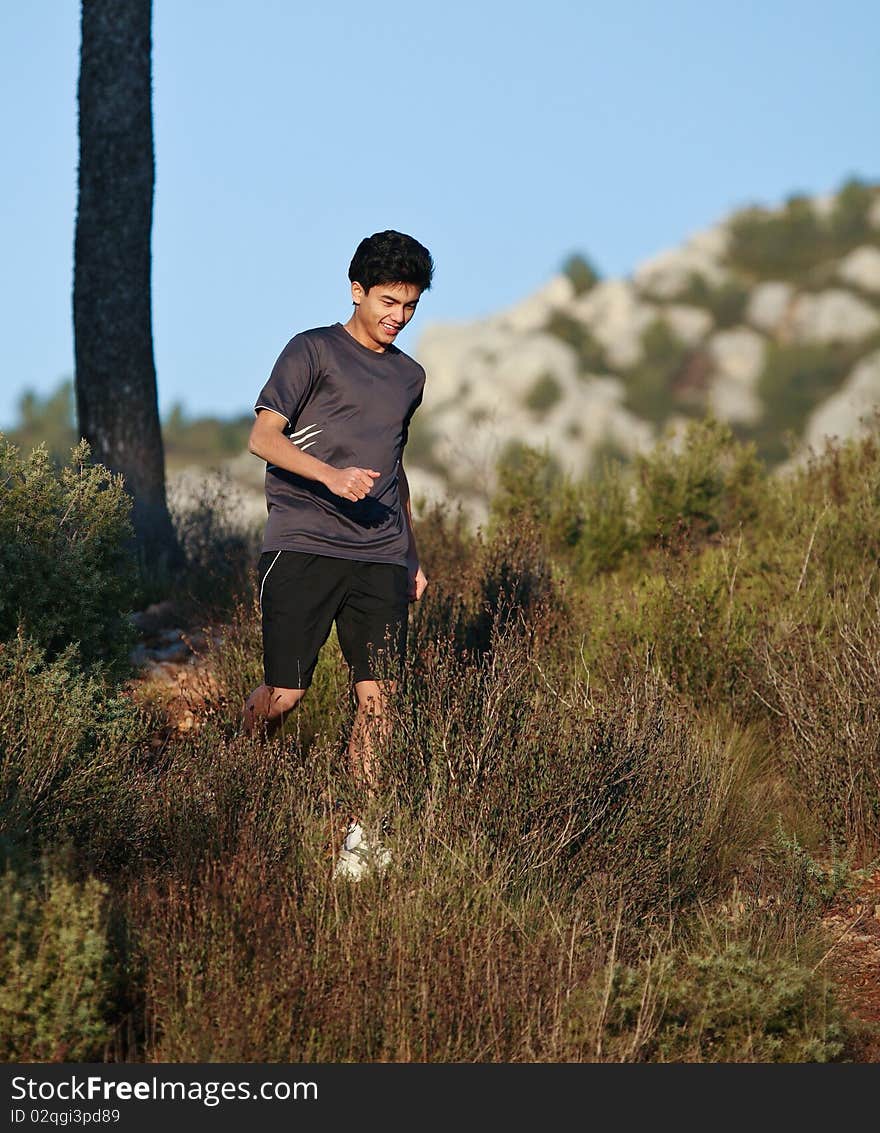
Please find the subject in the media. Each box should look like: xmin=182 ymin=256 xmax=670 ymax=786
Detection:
xmin=324 ymin=466 xmax=380 ymax=502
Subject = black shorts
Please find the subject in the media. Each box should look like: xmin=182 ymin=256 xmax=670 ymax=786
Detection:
xmin=258 ymin=550 xmax=409 ymax=689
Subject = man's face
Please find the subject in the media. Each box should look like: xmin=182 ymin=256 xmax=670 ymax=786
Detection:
xmin=350 ymin=280 xmax=423 ymax=350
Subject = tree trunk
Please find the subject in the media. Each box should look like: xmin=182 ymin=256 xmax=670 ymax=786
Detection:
xmin=73 ymin=0 xmax=181 ymax=578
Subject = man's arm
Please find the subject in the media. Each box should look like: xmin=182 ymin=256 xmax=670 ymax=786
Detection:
xmin=398 ymin=460 xmax=428 ymax=601
xmin=249 ymin=409 xmax=379 ymax=502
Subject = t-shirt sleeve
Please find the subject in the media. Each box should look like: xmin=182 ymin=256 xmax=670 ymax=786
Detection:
xmin=254 ymin=334 xmax=319 ymax=426
xmin=401 ymin=374 xmax=425 ymax=449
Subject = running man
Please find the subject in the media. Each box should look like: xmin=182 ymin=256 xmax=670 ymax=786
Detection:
xmin=242 ymin=230 xmax=433 ymax=879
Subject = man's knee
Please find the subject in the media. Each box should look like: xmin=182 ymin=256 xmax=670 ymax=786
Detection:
xmin=243 ymin=683 xmax=305 ymax=734
xmin=267 ymin=686 xmax=306 ymax=716
xmin=354 ymin=679 xmax=396 ymax=717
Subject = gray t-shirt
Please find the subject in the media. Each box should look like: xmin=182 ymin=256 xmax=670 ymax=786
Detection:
xmin=254 ymin=322 xmax=425 ymax=565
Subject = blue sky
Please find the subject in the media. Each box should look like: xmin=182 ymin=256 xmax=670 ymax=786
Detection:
xmin=1 ymin=0 xmax=878 ymax=427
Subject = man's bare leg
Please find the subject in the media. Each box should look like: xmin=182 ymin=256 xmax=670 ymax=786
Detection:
xmin=242 ymin=683 xmax=306 ymax=736
xmin=332 ymin=675 xmax=394 ymax=861
xmin=333 ymin=679 xmax=397 ymax=875
xmin=348 ymin=679 xmax=396 ymax=797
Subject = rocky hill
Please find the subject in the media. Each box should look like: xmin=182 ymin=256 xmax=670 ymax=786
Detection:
xmin=406 ymin=178 xmax=880 ymax=522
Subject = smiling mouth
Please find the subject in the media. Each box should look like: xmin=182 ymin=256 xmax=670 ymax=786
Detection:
xmin=380 ymin=320 xmax=401 ymax=334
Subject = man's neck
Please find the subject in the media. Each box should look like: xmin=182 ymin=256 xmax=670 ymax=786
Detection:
xmin=342 ymin=316 xmax=386 ymax=353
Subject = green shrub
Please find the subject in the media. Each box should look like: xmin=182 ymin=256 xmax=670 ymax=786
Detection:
xmin=621 ymin=319 xmax=693 ymax=423
xmin=0 ymin=437 xmax=136 ymax=675
xmin=755 ymin=432 xmax=880 ymax=595
xmin=576 ymin=457 xmax=639 ymax=577
xmin=485 ymin=420 xmax=766 ymax=585
xmin=757 ymin=577 xmax=880 ymax=850
xmin=487 ymin=444 xmax=586 ymax=584
xmin=561 ymin=252 xmax=601 ymax=296
xmin=544 ymin=312 xmax=607 ymax=374
xmin=729 ymin=194 xmax=827 ymax=281
xmin=753 ymin=341 xmax=868 ymax=464
xmin=601 ymin=546 xmax=761 ymax=705
xmin=828 ymin=178 xmax=879 ymax=248
xmin=523 ymin=372 xmax=563 ymax=416
xmin=0 ymin=862 xmax=113 ymax=1061
xmin=633 ymin=417 xmax=764 ymax=548
xmin=676 ymin=274 xmax=750 ymax=328
xmin=767 ymin=823 xmax=858 ymax=917
xmin=490 ymin=442 xmax=567 ymax=528
xmin=0 ymin=635 xmax=148 ymax=864
xmin=802 ymin=434 xmax=880 ymax=580
xmin=570 ymin=914 xmax=848 ymax=1062
xmin=728 ymin=180 xmax=880 ymax=283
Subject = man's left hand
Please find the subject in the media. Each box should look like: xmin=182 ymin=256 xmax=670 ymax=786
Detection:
xmin=409 ymin=566 xmax=428 ymax=602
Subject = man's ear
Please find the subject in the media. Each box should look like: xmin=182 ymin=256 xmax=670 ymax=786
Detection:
xmin=351 ymin=281 xmax=366 ymax=307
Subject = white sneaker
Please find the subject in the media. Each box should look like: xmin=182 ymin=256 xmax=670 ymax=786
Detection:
xmin=333 ymin=821 xmax=391 ymax=881
xmin=368 ymin=835 xmax=392 ymax=871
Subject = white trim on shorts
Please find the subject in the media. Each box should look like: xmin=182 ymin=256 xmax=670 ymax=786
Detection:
xmin=258 ymin=550 xmax=283 ymax=615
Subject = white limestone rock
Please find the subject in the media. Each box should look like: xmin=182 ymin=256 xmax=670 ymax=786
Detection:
xmin=491 ymin=333 xmax=580 ymax=405
xmin=812 ymin=193 xmax=837 ymax=218
xmin=569 ymin=279 xmax=658 ymax=368
xmin=429 ymin=371 xmax=654 ymax=489
xmin=663 ymin=304 xmax=714 ymax=346
xmin=535 ymin=375 xmax=655 ymax=467
xmin=417 ymin=291 xmax=581 ymax=416
xmin=745 ymin=281 xmax=794 ymax=333
xmin=491 ymin=274 xmax=575 ymax=334
xmin=686 ymin=225 xmax=730 ymax=260
xmin=416 ymin=321 xmax=512 ymax=408
xmin=708 ymin=327 xmax=766 ymax=385
xmin=423 ymin=331 xmax=580 ymax=425
xmin=706 ymin=327 xmax=766 ymax=425
xmin=405 ymin=467 xmax=454 ymax=516
xmin=803 ymin=350 xmax=880 ymax=450
xmin=788 ymin=289 xmax=880 ymax=345
xmin=707 ymin=381 xmax=763 ymax=426
xmin=837 ymin=246 xmax=880 ymax=294
xmin=632 ymin=230 xmax=728 ymax=300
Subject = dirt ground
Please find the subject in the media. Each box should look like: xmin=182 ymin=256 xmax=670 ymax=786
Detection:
xmin=822 ymin=866 xmax=880 ymax=1061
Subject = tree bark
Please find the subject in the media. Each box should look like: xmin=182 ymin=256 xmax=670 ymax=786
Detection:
xmin=73 ymin=0 xmax=181 ymax=577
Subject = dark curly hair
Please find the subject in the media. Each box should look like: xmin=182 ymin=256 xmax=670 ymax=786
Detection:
xmin=348 ymin=230 xmax=434 ymax=293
